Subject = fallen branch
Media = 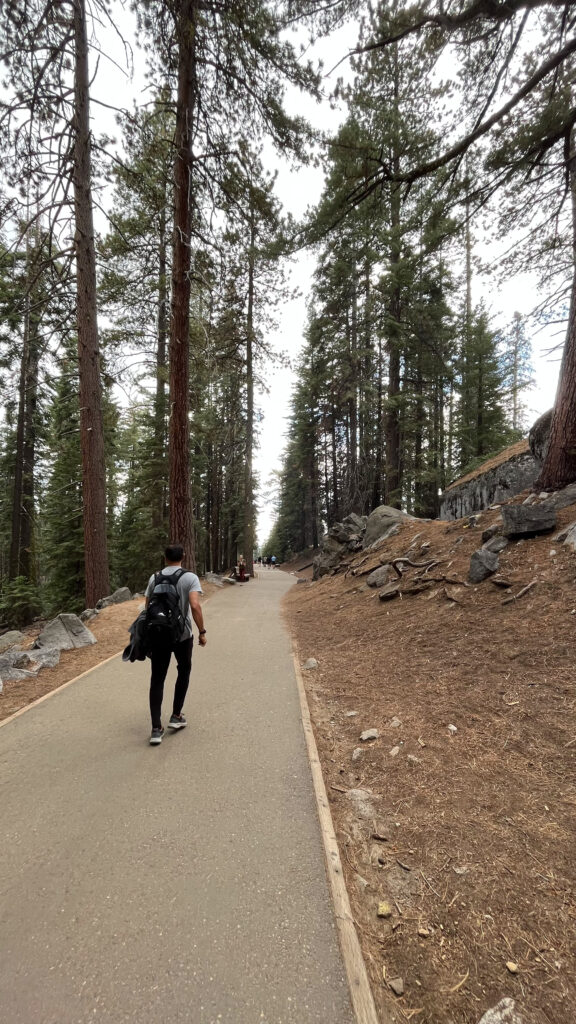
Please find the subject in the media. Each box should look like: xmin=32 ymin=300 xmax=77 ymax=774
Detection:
xmin=501 ymin=580 xmax=537 ymax=605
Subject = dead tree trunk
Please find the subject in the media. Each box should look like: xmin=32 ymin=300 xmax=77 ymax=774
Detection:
xmin=73 ymin=0 xmax=110 ymax=607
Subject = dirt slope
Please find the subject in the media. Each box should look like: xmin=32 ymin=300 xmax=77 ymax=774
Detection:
xmin=284 ymin=501 xmax=576 ymax=1024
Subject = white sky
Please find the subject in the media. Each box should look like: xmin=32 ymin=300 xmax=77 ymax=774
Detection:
xmin=89 ymin=11 xmax=562 ymax=546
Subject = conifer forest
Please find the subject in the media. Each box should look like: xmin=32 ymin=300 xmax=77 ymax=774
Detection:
xmin=0 ymin=0 xmax=574 ymax=625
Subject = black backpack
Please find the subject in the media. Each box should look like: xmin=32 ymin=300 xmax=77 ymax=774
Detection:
xmin=145 ymin=568 xmax=186 ymax=647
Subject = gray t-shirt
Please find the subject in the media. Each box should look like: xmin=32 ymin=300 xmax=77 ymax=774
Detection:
xmin=145 ymin=566 xmax=203 ymax=641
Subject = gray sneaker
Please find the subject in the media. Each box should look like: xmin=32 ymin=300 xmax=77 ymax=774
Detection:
xmin=149 ymin=726 xmax=164 ymax=745
xmin=168 ymin=714 xmax=187 ymax=730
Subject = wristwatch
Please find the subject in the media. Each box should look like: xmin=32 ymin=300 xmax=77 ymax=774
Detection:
xmin=199 ymin=629 xmax=207 ymax=635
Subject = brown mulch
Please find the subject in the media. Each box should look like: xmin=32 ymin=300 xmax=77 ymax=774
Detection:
xmin=284 ymin=504 xmax=576 ymax=1024
xmin=0 ymin=585 xmax=218 ymax=723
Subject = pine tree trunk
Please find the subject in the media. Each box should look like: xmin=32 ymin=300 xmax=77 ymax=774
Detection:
xmin=535 ymin=293 xmax=576 ymax=489
xmin=153 ymin=203 xmax=168 ymax=534
xmin=243 ymin=214 xmax=255 ymax=576
xmin=73 ymin=0 xmax=110 ymax=607
xmin=384 ymin=46 xmax=403 ymax=509
xmin=169 ymin=0 xmax=197 ymax=567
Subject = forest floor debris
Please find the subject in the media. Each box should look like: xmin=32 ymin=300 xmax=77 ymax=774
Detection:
xmin=284 ymin=497 xmax=576 ymax=1024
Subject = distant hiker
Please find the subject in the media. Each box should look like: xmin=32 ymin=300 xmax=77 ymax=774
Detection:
xmin=266 ymin=555 xmax=272 ymax=569
xmin=271 ymin=555 xmax=277 ymax=568
xmin=238 ymin=557 xmax=247 ymax=581
xmin=145 ymin=543 xmax=207 ymax=746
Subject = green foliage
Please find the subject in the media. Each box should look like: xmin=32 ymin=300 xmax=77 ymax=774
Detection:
xmin=0 ymin=575 xmax=40 ymax=628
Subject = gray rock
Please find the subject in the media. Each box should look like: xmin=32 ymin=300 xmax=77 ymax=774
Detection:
xmin=0 ymin=630 xmax=26 ymax=653
xmin=481 ymin=522 xmax=502 ymax=543
xmin=540 ymin=481 xmax=576 ymax=510
xmin=555 ymin=521 xmax=576 ymax=542
xmin=96 ymin=587 xmax=132 ymax=610
xmin=33 ymin=614 xmax=96 ymax=651
xmin=469 ymin=548 xmax=499 ymax=582
xmin=378 ymin=583 xmax=401 ymax=601
xmin=0 ymin=653 xmax=38 ymax=682
xmin=80 ymin=608 xmax=98 ymax=622
xmin=27 ymin=647 xmax=61 ymax=669
xmin=296 ymin=578 xmax=309 ymax=584
xmin=390 ymin=716 xmax=402 ymax=728
xmin=476 ymin=998 xmax=524 ymax=1024
xmin=389 ymin=745 xmax=401 ymax=757
xmin=388 ymin=977 xmax=404 ymax=997
xmin=345 ymin=711 xmax=359 ymax=717
xmin=441 ymin=450 xmax=539 ymax=520
xmin=328 ymin=522 xmax=354 ymax=544
xmin=222 ymin=576 xmax=236 ymax=584
xmin=205 ymin=572 xmax=224 ymax=587
xmin=558 ymin=521 xmax=576 ymax=550
xmin=342 ymin=512 xmax=367 ymax=533
xmin=363 ymin=506 xmax=409 ymax=548
xmin=501 ymin=504 xmax=556 ymax=537
xmin=345 ymin=788 xmax=379 ymax=818
xmin=529 ymin=408 xmax=553 ymax=462
xmin=312 ymin=547 xmax=345 ymax=579
xmin=360 ymin=728 xmax=379 ymax=741
xmin=483 ymin=536 xmax=509 ymax=554
xmin=303 ymin=658 xmax=318 ymax=671
xmin=366 ymin=565 xmax=391 ymax=588
xmin=365 ymin=523 xmax=402 ymax=550
xmin=352 ymin=747 xmax=362 ymax=761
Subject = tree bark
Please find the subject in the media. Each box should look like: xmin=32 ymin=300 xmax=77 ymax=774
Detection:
xmin=73 ymin=0 xmax=110 ymax=607
xmin=535 ymin=127 xmax=576 ymax=490
xmin=243 ymin=213 xmax=255 ymax=576
xmin=169 ymin=0 xmax=197 ymax=568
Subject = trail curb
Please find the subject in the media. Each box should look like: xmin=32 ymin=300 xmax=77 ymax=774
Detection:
xmin=292 ymin=639 xmax=389 ymax=1024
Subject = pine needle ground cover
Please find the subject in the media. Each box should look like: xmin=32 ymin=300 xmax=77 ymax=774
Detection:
xmin=284 ymin=506 xmax=576 ymax=1024
xmin=0 ymin=586 xmax=219 ymax=722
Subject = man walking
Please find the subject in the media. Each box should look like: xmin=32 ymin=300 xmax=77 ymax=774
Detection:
xmin=145 ymin=544 xmax=207 ymax=745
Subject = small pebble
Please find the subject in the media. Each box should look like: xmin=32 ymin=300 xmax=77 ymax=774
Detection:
xmin=506 ymin=961 xmax=519 ymax=974
xmin=377 ymin=901 xmax=393 ymax=918
xmin=389 ymin=745 xmax=401 ymax=757
xmin=388 ymin=977 xmax=404 ymax=997
xmin=390 ymin=716 xmax=402 ymax=728
xmin=360 ymin=729 xmax=379 ymax=742
xmin=352 ymin=747 xmax=362 ymax=761
xmin=448 ymin=724 xmax=458 ymax=735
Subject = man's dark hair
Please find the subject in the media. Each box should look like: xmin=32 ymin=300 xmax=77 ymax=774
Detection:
xmin=165 ymin=543 xmax=184 ymax=562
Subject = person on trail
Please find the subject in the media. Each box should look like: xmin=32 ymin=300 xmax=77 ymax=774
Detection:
xmin=271 ymin=555 xmax=276 ymax=568
xmin=145 ymin=543 xmax=207 ymax=746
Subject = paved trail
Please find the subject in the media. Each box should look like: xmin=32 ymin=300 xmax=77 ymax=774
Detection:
xmin=0 ymin=570 xmax=353 ymax=1024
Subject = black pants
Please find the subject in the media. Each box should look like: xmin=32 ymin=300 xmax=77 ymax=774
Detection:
xmin=149 ymin=637 xmax=193 ymax=728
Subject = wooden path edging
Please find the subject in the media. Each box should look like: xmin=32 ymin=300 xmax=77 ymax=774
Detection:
xmin=291 ymin=640 xmax=389 ymax=1024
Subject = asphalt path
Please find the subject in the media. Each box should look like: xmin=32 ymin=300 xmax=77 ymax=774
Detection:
xmin=0 ymin=569 xmax=354 ymax=1024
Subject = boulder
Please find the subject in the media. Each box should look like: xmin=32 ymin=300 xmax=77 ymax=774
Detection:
xmin=366 ymin=565 xmax=391 ymax=588
xmin=529 ymin=408 xmax=553 ymax=463
xmin=205 ymin=572 xmax=224 ymax=587
xmin=96 ymin=587 xmax=132 ymax=610
xmin=33 ymin=613 xmax=96 ymax=651
xmin=469 ymin=548 xmax=499 ymax=583
xmin=501 ymin=505 xmax=556 ymax=537
xmin=342 ymin=512 xmax=367 ymax=533
xmin=328 ymin=522 xmax=354 ymax=544
xmin=363 ymin=506 xmax=409 ymax=549
xmin=0 ymin=630 xmax=27 ymax=653
xmin=0 ymin=652 xmax=38 ymax=682
xmin=80 ymin=608 xmax=98 ymax=622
